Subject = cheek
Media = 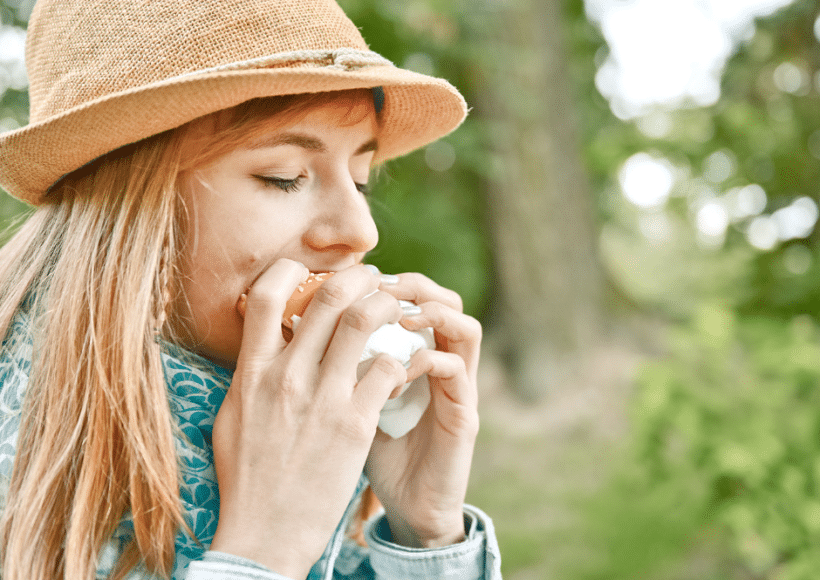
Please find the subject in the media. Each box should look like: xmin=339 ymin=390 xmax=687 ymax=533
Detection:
xmin=181 ymin=221 xmax=265 ymax=335
xmin=183 ymin=176 xmax=270 ymax=285
xmin=176 ymin=179 xmax=259 ymax=361
xmin=178 ymin=253 xmax=248 ymax=366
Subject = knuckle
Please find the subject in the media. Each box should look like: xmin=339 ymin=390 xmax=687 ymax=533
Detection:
xmin=340 ymin=411 xmax=376 ymax=443
xmin=374 ymin=291 xmax=403 ymax=320
xmin=444 ymin=288 xmax=463 ymax=312
xmin=425 ymin=301 xmax=448 ymax=324
xmin=313 ymin=279 xmax=349 ymax=309
xmin=274 ymin=360 xmax=305 ymax=400
xmin=464 ymin=315 xmax=483 ymax=339
xmin=440 ymin=400 xmax=480 ymax=438
xmin=412 ymin=348 xmax=435 ymax=367
xmin=275 ymin=373 xmax=299 ymax=401
xmin=246 ymin=284 xmax=290 ymax=311
xmin=461 ymin=410 xmax=481 ymax=439
xmin=341 ymin=303 xmax=379 ymax=333
xmin=369 ymin=354 xmax=407 ymax=382
xmin=451 ymin=353 xmax=469 ymax=376
xmin=401 ymin=272 xmax=426 ymax=299
xmin=403 ymin=272 xmax=427 ymax=286
xmin=404 ymin=272 xmax=462 ymax=311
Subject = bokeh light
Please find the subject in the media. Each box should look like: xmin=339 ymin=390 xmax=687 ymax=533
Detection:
xmin=424 ymin=141 xmax=456 ymax=172
xmin=619 ymin=153 xmax=675 ymax=208
xmin=727 ymin=184 xmax=768 ymax=220
xmin=703 ymin=150 xmax=737 ymax=183
xmin=773 ymin=61 xmax=809 ymax=95
xmin=772 ymin=196 xmax=819 ymax=241
xmin=696 ymin=201 xmax=730 ymax=239
xmin=782 ymin=243 xmax=812 ymax=275
xmin=747 ymin=215 xmax=780 ymax=250
xmin=585 ymin=0 xmax=795 ymax=118
xmin=0 ymin=25 xmax=27 ymax=94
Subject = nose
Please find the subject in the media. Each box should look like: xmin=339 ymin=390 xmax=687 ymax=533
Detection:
xmin=304 ymin=178 xmax=378 ymax=254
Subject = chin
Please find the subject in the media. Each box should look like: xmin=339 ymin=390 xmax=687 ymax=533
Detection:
xmin=187 ymin=319 xmax=243 ymax=370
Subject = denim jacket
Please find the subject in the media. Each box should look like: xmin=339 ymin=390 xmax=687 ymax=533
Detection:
xmin=0 ymin=304 xmax=502 ymax=580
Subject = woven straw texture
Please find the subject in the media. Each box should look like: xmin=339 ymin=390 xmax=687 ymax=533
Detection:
xmin=0 ymin=0 xmax=467 ymax=205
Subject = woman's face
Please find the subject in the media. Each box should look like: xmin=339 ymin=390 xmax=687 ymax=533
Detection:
xmin=177 ymin=101 xmax=379 ymax=367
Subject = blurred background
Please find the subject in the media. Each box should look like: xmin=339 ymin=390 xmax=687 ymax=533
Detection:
xmin=3 ymin=0 xmax=820 ymax=577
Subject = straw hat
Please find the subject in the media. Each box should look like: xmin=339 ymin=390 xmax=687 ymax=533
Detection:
xmin=0 ymin=0 xmax=468 ymax=206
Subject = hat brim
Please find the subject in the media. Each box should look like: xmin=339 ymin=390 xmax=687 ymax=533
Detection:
xmin=0 ymin=65 xmax=467 ymax=205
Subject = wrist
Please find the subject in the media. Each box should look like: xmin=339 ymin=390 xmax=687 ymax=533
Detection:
xmin=211 ymin=523 xmax=314 ymax=580
xmin=383 ymin=511 xmax=466 ymax=548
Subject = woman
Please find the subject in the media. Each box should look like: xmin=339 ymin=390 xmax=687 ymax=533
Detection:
xmin=0 ymin=0 xmax=501 ymax=579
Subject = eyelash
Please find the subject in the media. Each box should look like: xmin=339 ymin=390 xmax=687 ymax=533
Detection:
xmin=256 ymin=175 xmax=303 ymax=193
xmin=255 ymin=175 xmax=370 ymax=196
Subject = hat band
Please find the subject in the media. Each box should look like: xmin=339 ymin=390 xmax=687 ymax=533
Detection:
xmin=170 ymin=48 xmax=394 ymax=81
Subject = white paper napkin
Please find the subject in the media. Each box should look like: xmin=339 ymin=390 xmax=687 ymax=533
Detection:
xmin=291 ymin=300 xmax=435 ymax=438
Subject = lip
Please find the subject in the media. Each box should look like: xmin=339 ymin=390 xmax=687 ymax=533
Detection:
xmin=308 ymin=261 xmax=357 ymax=275
xmin=246 ymin=258 xmax=356 ymax=294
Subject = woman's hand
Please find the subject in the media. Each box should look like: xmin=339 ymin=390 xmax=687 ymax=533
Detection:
xmin=209 ymin=260 xmax=408 ymax=579
xmin=365 ymin=272 xmax=481 ymax=548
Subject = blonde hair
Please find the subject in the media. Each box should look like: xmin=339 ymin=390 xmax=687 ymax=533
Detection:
xmin=0 ymin=89 xmax=381 ymax=580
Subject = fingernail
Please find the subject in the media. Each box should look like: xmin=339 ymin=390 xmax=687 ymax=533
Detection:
xmin=295 ymin=261 xmax=309 ymax=279
xmin=401 ymin=304 xmax=422 ymax=317
xmin=363 ymin=264 xmax=380 ymax=275
xmin=380 ymin=274 xmax=399 ymax=285
xmin=236 ymin=293 xmax=247 ymax=318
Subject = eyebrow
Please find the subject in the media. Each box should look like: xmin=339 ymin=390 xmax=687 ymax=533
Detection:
xmin=248 ymin=132 xmax=378 ymax=156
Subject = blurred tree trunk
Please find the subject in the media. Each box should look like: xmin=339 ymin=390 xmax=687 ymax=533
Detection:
xmin=465 ymin=0 xmax=607 ymax=400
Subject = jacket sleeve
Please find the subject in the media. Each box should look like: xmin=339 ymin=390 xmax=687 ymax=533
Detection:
xmin=348 ymin=504 xmax=503 ymax=580
xmin=185 ymin=552 xmax=294 ymax=580
xmin=184 ymin=505 xmax=502 ymax=580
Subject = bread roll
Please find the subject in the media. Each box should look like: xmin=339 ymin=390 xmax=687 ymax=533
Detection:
xmin=235 ymin=271 xmax=335 ymax=341
xmin=281 ymin=271 xmax=335 ymax=331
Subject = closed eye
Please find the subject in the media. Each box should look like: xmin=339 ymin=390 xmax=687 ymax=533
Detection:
xmin=355 ymin=182 xmax=370 ymax=196
xmin=254 ymin=175 xmax=303 ymax=193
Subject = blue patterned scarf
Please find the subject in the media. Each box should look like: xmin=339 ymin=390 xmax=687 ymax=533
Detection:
xmin=0 ymin=303 xmax=366 ymax=579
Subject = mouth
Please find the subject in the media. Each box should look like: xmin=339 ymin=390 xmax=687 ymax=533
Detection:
xmin=236 ymin=269 xmax=336 ymax=319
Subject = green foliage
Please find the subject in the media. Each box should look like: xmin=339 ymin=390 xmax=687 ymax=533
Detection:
xmin=571 ymin=0 xmax=820 ymax=319
xmin=554 ymin=2 xmax=820 ymax=577
xmin=575 ymin=309 xmax=820 ymax=579
xmin=0 ymin=58 xmax=31 ymax=228
xmin=339 ymin=1 xmax=494 ymax=317
xmin=0 ymin=0 xmax=32 ymax=229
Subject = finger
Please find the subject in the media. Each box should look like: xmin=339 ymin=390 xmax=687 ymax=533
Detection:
xmin=352 ymin=353 xmax=408 ymax=419
xmin=237 ymin=259 xmax=308 ymax=367
xmin=287 ymin=265 xmax=380 ymax=364
xmin=406 ymin=349 xmax=479 ymax=436
xmin=376 ymin=272 xmax=463 ymax=312
xmin=400 ymin=302 xmax=482 ymax=381
xmin=319 ymin=290 xmax=403 ymax=391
